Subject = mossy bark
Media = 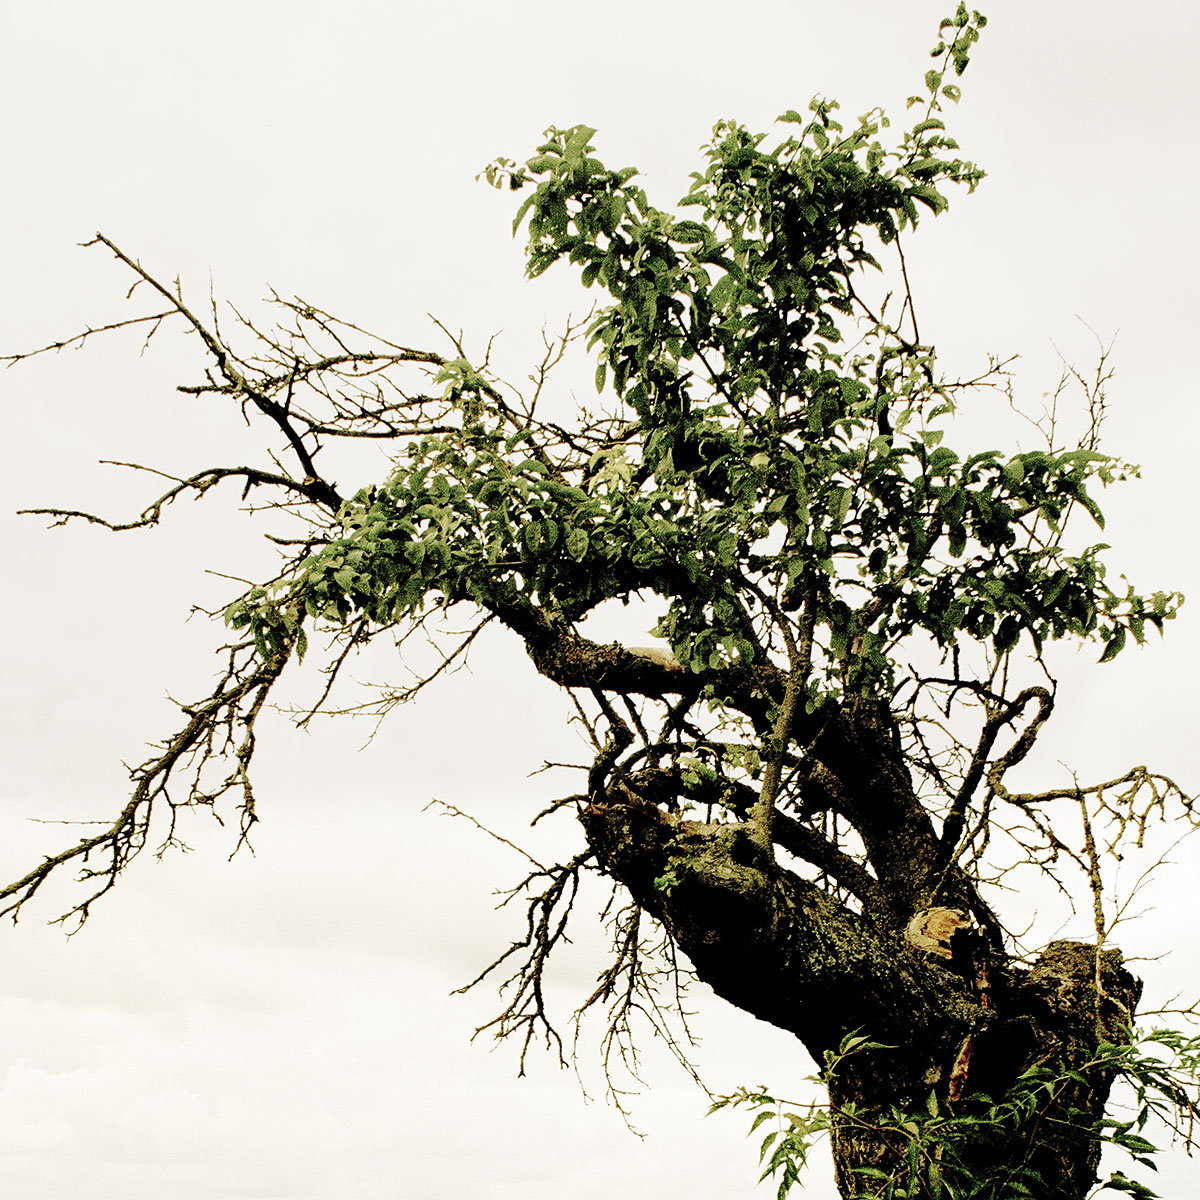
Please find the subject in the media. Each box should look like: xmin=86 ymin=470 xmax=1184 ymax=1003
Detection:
xmin=577 ymin=702 xmax=1142 ymax=1200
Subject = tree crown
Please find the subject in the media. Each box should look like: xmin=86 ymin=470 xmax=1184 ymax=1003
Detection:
xmin=229 ymin=10 xmax=1175 ymax=712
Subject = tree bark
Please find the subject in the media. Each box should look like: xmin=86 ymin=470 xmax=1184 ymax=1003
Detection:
xmin=823 ymin=940 xmax=1141 ymax=1198
xmin=578 ymin=708 xmax=1142 ymax=1199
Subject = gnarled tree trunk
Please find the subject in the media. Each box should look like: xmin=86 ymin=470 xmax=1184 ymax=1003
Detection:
xmin=578 ymin=696 xmax=1141 ymax=1199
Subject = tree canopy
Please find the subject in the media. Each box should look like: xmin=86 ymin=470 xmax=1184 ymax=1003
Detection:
xmin=6 ymin=8 xmax=1198 ymax=1197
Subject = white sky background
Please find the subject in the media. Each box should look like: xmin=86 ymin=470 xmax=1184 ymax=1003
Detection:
xmin=1 ymin=2 xmax=1198 ymax=1196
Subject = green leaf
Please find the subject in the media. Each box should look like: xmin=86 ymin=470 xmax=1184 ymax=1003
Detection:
xmin=829 ymin=487 xmax=851 ymax=526
xmin=1098 ymin=625 xmax=1127 ymax=662
xmin=1099 ymin=1173 xmax=1162 ymax=1199
xmin=908 ymin=184 xmax=948 ymax=213
xmin=564 ymin=526 xmax=590 ymax=561
xmin=521 ymin=521 xmax=544 ymax=553
xmin=749 ymin=1109 xmax=775 ymax=1134
xmin=672 ymin=219 xmax=712 ymax=244
xmin=928 ymin=447 xmax=960 ymax=474
xmin=1075 ymin=484 xmax=1106 ymax=529
xmin=1002 ymin=456 xmax=1025 ymax=485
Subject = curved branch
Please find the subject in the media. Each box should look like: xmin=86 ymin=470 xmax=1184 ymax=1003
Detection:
xmin=983 ymin=685 xmax=1053 ymax=800
xmin=86 ymin=234 xmax=343 ymax=511
xmin=477 ymin=592 xmax=791 ymax=718
xmin=579 ymin=788 xmax=980 ymax=1071
xmin=937 ymin=685 xmax=1054 ymax=867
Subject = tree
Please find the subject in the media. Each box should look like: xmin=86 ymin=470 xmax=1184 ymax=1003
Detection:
xmin=4 ymin=8 xmax=1197 ymax=1196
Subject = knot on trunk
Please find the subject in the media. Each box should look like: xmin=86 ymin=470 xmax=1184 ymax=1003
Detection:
xmin=904 ymin=907 xmax=992 ymax=1004
xmin=579 ymin=787 xmax=676 ymax=908
xmin=658 ymin=819 xmax=775 ymax=945
xmin=580 ymin=789 xmax=772 ymax=936
xmin=1024 ymin=939 xmax=1142 ymax=1037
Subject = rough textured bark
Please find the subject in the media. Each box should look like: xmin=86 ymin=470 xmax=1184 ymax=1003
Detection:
xmin=574 ymin=688 xmax=1142 ymax=1200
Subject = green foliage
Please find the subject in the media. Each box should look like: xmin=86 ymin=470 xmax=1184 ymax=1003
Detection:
xmin=227 ymin=4 xmax=1179 ymax=705
xmin=710 ymin=1032 xmax=889 ymax=1200
xmin=11 ymin=3 xmax=1193 ymax=1193
xmin=713 ymin=1028 xmax=1200 ymax=1200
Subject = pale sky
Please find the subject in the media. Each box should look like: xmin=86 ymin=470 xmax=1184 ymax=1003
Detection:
xmin=1 ymin=3 xmax=1198 ymax=1197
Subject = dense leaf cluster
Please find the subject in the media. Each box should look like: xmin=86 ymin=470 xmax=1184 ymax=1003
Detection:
xmin=231 ymin=13 xmax=1178 ymax=700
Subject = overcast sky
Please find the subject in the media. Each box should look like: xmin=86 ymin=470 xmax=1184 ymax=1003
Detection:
xmin=2 ymin=3 xmax=1198 ymax=1197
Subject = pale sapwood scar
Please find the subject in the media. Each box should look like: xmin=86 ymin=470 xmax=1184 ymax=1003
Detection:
xmin=625 ymin=645 xmax=683 ymax=671
xmin=904 ymin=906 xmax=972 ymax=961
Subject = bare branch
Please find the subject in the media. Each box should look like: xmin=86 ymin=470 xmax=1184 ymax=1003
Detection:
xmin=0 ymin=636 xmax=292 ymax=927
xmin=84 ymin=234 xmax=343 ymax=511
xmin=453 ymin=850 xmax=595 ymax=1073
xmin=19 ymin=462 xmax=331 ymax=531
xmin=0 ymin=311 xmax=174 ymax=365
